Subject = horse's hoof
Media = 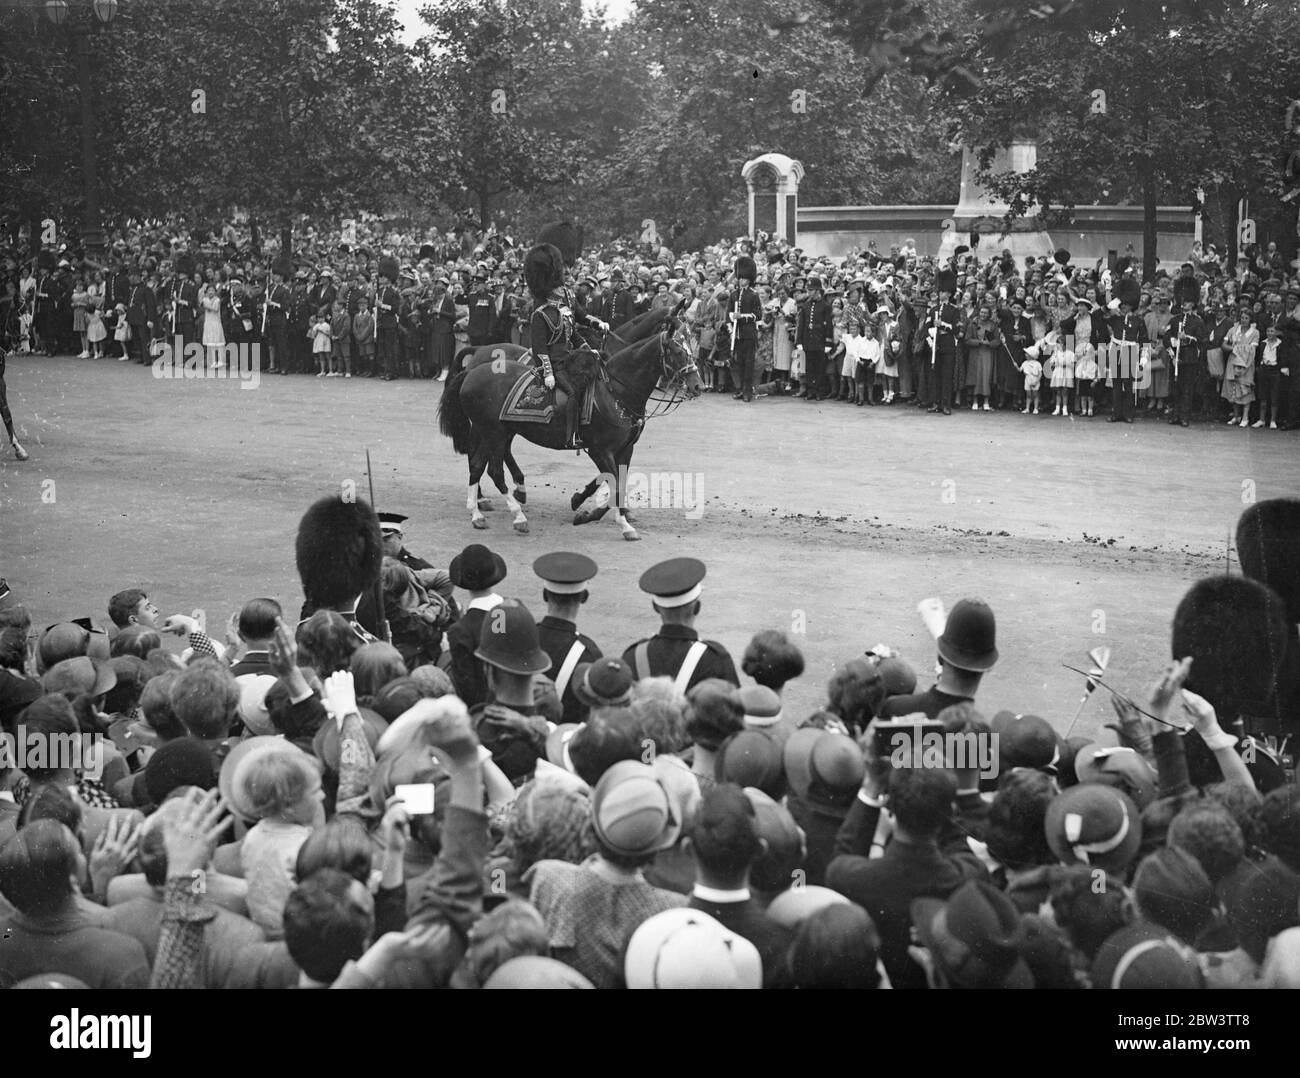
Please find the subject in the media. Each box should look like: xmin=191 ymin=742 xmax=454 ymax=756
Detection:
xmin=513 ymin=520 xmax=529 ymax=534
xmin=623 ymin=530 xmax=641 ymax=542
xmin=570 ymin=492 xmax=586 ymax=511
xmin=472 ymin=517 xmax=489 ymax=530
xmin=514 ymin=487 xmax=527 ymax=506
xmin=477 ymin=498 xmax=495 ymax=512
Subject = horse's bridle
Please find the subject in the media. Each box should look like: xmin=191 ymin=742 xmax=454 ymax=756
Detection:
xmin=605 ymin=328 xmax=698 ymax=421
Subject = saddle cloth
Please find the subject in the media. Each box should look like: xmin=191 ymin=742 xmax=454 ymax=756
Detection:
xmin=500 ymin=364 xmax=599 ymax=425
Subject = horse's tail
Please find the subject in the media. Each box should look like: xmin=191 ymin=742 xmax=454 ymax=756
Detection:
xmin=451 ymin=346 xmax=474 ymax=377
xmin=437 ymin=369 xmax=474 ymax=455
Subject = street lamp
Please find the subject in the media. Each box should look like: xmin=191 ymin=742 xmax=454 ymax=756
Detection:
xmin=7 ymin=0 xmax=119 ymax=260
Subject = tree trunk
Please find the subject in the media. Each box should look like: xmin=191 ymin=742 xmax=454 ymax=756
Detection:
xmin=478 ymin=189 xmax=491 ymax=234
xmin=1222 ymin=183 xmax=1237 ymax=270
xmin=1142 ymin=165 xmax=1157 ymax=283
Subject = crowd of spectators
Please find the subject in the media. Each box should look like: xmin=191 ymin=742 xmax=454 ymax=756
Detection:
xmin=0 ymin=491 xmax=1297 ymax=990
xmin=8 ymin=215 xmax=1300 ymax=428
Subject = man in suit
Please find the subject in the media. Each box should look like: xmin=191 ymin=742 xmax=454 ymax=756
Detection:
xmin=533 ymin=552 xmax=602 ymax=724
xmin=103 ymin=255 xmax=132 ymax=359
xmin=686 ymin=785 xmax=793 ymax=987
xmin=796 ymin=276 xmax=834 ymax=400
xmin=443 ymin=543 xmax=507 ymax=710
xmin=288 ymin=270 xmax=312 ymax=374
xmin=725 ymin=255 xmax=763 ymax=402
xmin=826 ymin=765 xmax=987 ymax=990
xmin=622 ymin=558 xmax=738 ymax=692
xmin=489 ymin=276 xmax=517 ymax=344
xmin=228 ymin=597 xmax=282 ymax=678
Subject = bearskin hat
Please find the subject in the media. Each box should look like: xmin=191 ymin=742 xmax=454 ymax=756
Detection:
xmin=1054 ymin=247 xmax=1071 ymax=266
xmin=418 ymin=243 xmax=438 ymax=261
xmin=935 ymin=268 xmax=957 ymax=295
xmin=295 ymin=495 xmax=384 ymax=610
xmin=175 ymin=252 xmax=196 ymax=277
xmin=524 ymin=243 xmax=565 ymax=302
xmin=378 ymin=255 xmax=400 ymax=282
xmin=535 ymin=222 xmax=583 ymax=267
xmin=1116 ymin=275 xmax=1141 ymax=309
xmin=1171 ymin=576 xmax=1288 ymax=721
xmin=35 ymin=249 xmax=56 ymax=272
xmin=735 ymin=255 xmax=757 ymax=282
xmin=271 ymin=256 xmax=293 ymax=280
xmin=1237 ymin=499 xmax=1300 ymax=623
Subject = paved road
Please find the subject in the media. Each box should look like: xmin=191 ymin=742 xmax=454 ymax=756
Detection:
xmin=2 ymin=356 xmax=1295 ymax=742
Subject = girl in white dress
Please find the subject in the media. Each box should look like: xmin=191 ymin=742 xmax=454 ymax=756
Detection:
xmin=200 ymin=285 xmax=226 ymax=370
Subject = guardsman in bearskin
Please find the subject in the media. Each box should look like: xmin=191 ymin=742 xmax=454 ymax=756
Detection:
xmin=929 ymin=268 xmax=964 ymax=415
xmin=1163 ymin=294 xmax=1206 ymax=428
xmin=266 ymin=257 xmax=292 ymax=375
xmin=375 ymin=255 xmax=402 ymax=381
xmin=527 ymin=243 xmax=606 ymax=449
xmin=725 ymin=255 xmax=764 ymax=402
xmin=173 ymin=253 xmax=199 ymax=355
xmin=295 ymin=494 xmax=384 ymax=643
xmin=533 ymin=552 xmax=603 ymax=724
xmin=1236 ymin=498 xmax=1300 ymax=739
xmin=621 ymin=558 xmax=738 ymax=692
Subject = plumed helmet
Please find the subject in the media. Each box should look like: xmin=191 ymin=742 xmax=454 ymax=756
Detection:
xmin=524 ymin=244 xmax=565 ymax=302
xmin=295 ymin=495 xmax=384 ymax=610
xmin=535 ymin=221 xmax=583 ymax=267
xmin=378 ymin=255 xmax=400 ymax=282
xmin=735 ymin=255 xmax=757 ymax=282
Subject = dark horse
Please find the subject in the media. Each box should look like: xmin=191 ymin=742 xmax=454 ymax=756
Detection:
xmin=437 ymin=329 xmax=703 ymax=540
xmin=450 ymin=306 xmax=685 ymax=511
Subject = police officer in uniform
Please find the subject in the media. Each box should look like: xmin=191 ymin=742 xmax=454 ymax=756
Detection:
xmin=33 ymin=252 xmax=58 ymax=356
xmin=1162 ymin=295 xmax=1205 ymax=428
xmin=289 ymin=269 xmax=311 ymax=374
xmin=527 ymin=243 xmax=607 ymax=449
xmin=533 ymin=552 xmax=602 ymax=724
xmin=622 ymin=558 xmax=738 ymax=692
xmin=103 ymin=255 xmax=132 ymax=359
xmin=265 ymin=257 xmax=292 ymax=375
xmin=725 ymin=255 xmax=764 ymax=402
xmin=928 ymin=268 xmax=963 ymax=415
xmin=796 ymin=276 xmax=835 ymax=400
xmin=173 ymin=254 xmax=199 ymax=356
xmin=598 ymin=268 xmax=634 ymax=328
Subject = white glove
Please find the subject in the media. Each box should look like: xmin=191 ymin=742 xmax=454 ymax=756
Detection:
xmin=322 ymin=670 xmax=359 ymax=728
xmin=544 ymin=375 xmax=556 ymax=390
xmin=597 ymin=320 xmax=609 ymax=332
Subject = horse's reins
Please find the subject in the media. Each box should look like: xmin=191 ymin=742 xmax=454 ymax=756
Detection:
xmin=604 ymin=329 xmax=697 ymax=420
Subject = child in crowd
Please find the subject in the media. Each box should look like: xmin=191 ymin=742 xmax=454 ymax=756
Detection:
xmin=236 ymin=746 xmax=325 ymax=940
xmin=85 ymin=294 xmax=106 ymax=359
xmin=1048 ymin=334 xmax=1075 ymax=417
xmin=72 ymin=278 xmax=90 ymax=359
xmin=1074 ymin=340 xmax=1099 ymax=417
xmin=1021 ymin=347 xmax=1043 ymax=415
xmin=876 ymin=315 xmax=900 ymax=404
xmin=113 ymin=303 xmax=130 ymax=357
xmin=311 ymin=307 xmax=333 ymax=377
xmin=856 ymin=320 xmax=882 ymax=406
xmin=352 ymin=304 xmax=374 ymax=379
xmin=330 ymin=299 xmax=352 ymax=378
xmin=1256 ymin=322 xmax=1282 ymax=429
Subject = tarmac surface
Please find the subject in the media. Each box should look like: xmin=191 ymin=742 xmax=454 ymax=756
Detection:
xmin=3 ymin=353 xmax=1296 ymax=743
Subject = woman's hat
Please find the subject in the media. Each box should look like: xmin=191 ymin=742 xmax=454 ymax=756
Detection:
xmin=572 ymin=658 xmax=634 ymax=709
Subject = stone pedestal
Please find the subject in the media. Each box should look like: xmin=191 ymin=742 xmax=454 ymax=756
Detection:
xmin=741 ymin=153 xmax=804 ymax=244
xmin=937 ymin=140 xmax=1055 ymax=263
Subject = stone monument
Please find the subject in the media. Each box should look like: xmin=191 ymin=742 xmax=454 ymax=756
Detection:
xmin=741 ymin=153 xmax=804 ymax=244
xmin=937 ymin=139 xmax=1056 ymax=263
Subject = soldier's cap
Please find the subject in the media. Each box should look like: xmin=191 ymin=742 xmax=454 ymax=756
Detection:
xmin=377 ymin=512 xmax=408 ymax=535
xmin=227 ymin=277 xmax=242 ymax=286
xmin=533 ymin=551 xmax=597 ymax=594
xmin=319 ymin=267 xmax=334 ymax=278
xmin=639 ymin=557 xmax=706 ymax=608
xmin=295 ymin=269 xmax=308 ymax=279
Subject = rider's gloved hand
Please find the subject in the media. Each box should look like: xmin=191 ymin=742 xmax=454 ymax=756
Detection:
xmin=544 ymin=375 xmax=556 ymax=389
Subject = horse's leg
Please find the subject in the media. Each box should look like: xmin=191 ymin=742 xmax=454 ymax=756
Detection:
xmin=489 ymin=432 xmax=528 ymax=534
xmin=467 ymin=444 xmax=490 ymax=530
xmin=570 ymin=473 xmax=604 ymax=512
xmin=504 ymin=439 xmax=526 ymax=505
xmin=609 ymin=442 xmax=640 ymax=541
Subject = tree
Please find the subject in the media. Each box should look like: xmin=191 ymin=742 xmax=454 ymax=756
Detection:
xmin=948 ymin=0 xmax=1300 ymax=277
